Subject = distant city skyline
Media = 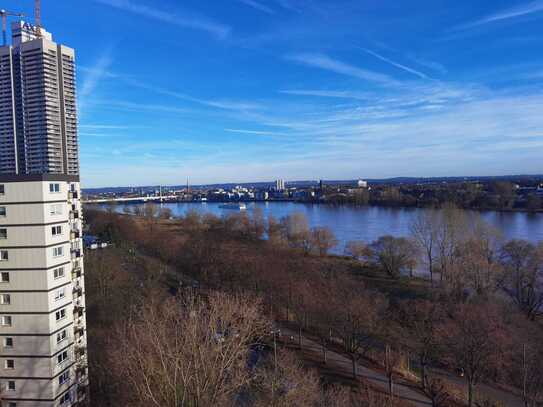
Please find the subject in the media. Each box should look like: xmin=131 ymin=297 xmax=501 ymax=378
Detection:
xmin=2 ymin=0 xmax=542 ymax=188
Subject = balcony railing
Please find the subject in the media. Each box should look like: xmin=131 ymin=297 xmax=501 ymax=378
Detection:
xmin=71 ymin=249 xmax=82 ymax=259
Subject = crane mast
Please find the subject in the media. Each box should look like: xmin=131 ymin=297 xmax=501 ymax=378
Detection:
xmin=0 ymin=9 xmax=25 ymax=46
xmin=35 ymin=0 xmax=42 ymax=37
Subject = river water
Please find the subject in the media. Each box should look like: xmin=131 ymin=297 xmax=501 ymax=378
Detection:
xmin=92 ymin=201 xmax=543 ymax=252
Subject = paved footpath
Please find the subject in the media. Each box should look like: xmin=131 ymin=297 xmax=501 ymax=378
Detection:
xmin=280 ymin=326 xmax=525 ymax=407
xmin=280 ymin=326 xmax=432 ymax=407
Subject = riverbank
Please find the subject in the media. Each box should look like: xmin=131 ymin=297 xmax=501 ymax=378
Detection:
xmin=86 ymin=201 xmax=543 ymax=247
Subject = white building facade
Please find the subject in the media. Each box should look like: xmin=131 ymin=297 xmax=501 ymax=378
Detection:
xmin=0 ymin=20 xmax=87 ymax=407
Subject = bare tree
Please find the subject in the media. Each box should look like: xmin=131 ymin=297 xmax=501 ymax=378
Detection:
xmin=384 ymin=344 xmax=403 ymax=397
xmin=435 ymin=204 xmax=469 ymax=283
xmin=344 ymin=240 xmax=372 ymax=264
xmin=439 ymin=304 xmax=510 ymax=407
xmin=450 ymin=220 xmax=502 ymax=300
xmin=370 ymin=235 xmax=418 ymax=279
xmin=158 ymin=207 xmax=173 ymax=219
xmin=401 ymin=300 xmax=442 ymax=391
xmin=253 ymin=349 xmax=321 ymax=407
xmin=310 ymin=226 xmax=338 ymax=256
xmin=330 ymin=278 xmax=388 ymax=378
xmin=281 ymin=213 xmax=311 ymax=253
xmin=425 ymin=379 xmax=451 ymax=407
xmin=267 ymin=215 xmax=286 ymax=247
xmin=143 ymin=202 xmax=158 ymax=219
xmin=112 ymin=292 xmax=270 ymax=407
xmin=519 ymin=342 xmax=543 ymax=407
xmin=132 ymin=204 xmax=144 ymax=216
xmin=410 ymin=210 xmax=440 ymax=283
xmin=500 ymin=240 xmax=543 ymax=320
xmin=249 ymin=207 xmax=266 ymax=240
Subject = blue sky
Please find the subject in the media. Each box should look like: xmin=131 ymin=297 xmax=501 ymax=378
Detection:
xmin=7 ymin=0 xmax=543 ymax=187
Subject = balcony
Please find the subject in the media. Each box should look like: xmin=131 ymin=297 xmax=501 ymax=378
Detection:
xmin=70 ymin=230 xmax=81 ymax=240
xmin=74 ymin=325 xmax=85 ymax=337
xmin=69 ymin=210 xmax=79 ymax=220
xmin=75 ymin=331 xmax=85 ymax=344
xmin=68 ymin=191 xmax=79 ymax=200
xmin=71 ymin=249 xmax=82 ymax=259
xmin=73 ymin=285 xmax=83 ymax=295
xmin=76 ymin=381 xmax=88 ymax=402
xmin=73 ymin=301 xmax=84 ymax=313
xmin=74 ymin=316 xmax=85 ymax=328
xmin=75 ymin=344 xmax=86 ymax=358
xmin=72 ymin=269 xmax=82 ymax=279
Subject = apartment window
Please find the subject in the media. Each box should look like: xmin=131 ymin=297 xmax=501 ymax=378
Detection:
xmin=53 ymin=267 xmax=65 ymax=279
xmin=0 ymin=251 xmax=7 ymax=261
xmin=4 ymin=337 xmax=13 ymax=348
xmin=0 ymin=207 xmax=5 ymax=217
xmin=7 ymin=402 xmax=16 ymax=407
xmin=57 ymin=350 xmax=68 ymax=364
xmin=49 ymin=183 xmax=60 ymax=193
xmin=52 ymin=225 xmax=62 ymax=236
xmin=0 ymin=272 xmax=9 ymax=282
xmin=1 ymin=316 xmax=11 ymax=326
xmin=0 ymin=294 xmax=10 ymax=305
xmin=53 ymin=246 xmax=63 ymax=258
xmin=5 ymin=359 xmax=14 ymax=369
xmin=7 ymin=380 xmax=15 ymax=391
xmin=56 ymin=329 xmax=67 ymax=344
xmin=55 ymin=309 xmax=66 ymax=321
xmin=0 ymin=184 xmax=4 ymax=195
xmin=58 ymin=371 xmax=69 ymax=385
xmin=50 ymin=204 xmax=62 ymax=216
xmin=54 ymin=288 xmax=65 ymax=301
xmin=59 ymin=392 xmax=71 ymax=405
xmin=0 ymin=228 xmax=6 ymax=239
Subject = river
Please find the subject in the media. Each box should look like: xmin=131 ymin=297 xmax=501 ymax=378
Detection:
xmin=91 ymin=201 xmax=543 ymax=253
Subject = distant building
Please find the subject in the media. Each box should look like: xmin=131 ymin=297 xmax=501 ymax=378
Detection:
xmin=357 ymin=180 xmax=368 ymax=188
xmin=276 ymin=179 xmax=285 ymax=191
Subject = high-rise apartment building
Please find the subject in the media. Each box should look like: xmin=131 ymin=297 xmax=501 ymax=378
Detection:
xmin=0 ymin=21 xmax=87 ymax=407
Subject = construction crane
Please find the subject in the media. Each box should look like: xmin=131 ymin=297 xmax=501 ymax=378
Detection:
xmin=34 ymin=0 xmax=41 ymax=37
xmin=0 ymin=10 xmax=25 ymax=46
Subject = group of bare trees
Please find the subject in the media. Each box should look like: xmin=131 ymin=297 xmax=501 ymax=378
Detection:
xmin=84 ymin=207 xmax=543 ymax=407
xmin=113 ymin=293 xmax=272 ymax=407
xmin=407 ymin=204 xmax=543 ymax=319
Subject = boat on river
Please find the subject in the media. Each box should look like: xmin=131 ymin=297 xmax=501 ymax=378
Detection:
xmin=219 ymin=202 xmax=247 ymax=211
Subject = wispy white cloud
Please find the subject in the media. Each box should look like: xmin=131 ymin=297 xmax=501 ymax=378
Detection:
xmin=280 ymin=89 xmax=374 ymax=100
xmin=361 ymin=48 xmax=430 ymax=80
xmin=78 ymin=50 xmax=114 ymax=115
xmin=224 ymin=128 xmax=287 ymax=136
xmin=79 ymin=52 xmax=113 ymax=98
xmin=237 ymin=0 xmax=275 ymax=14
xmin=272 ymin=0 xmax=302 ymax=13
xmin=287 ymin=53 xmax=398 ymax=85
xmin=80 ymin=66 xmax=263 ymax=112
xmin=455 ymin=0 xmax=543 ymax=30
xmin=407 ymin=55 xmax=447 ymax=75
xmin=93 ymin=0 xmax=231 ymax=39
xmin=80 ymin=124 xmax=135 ymax=130
xmin=120 ymin=77 xmax=263 ymax=111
